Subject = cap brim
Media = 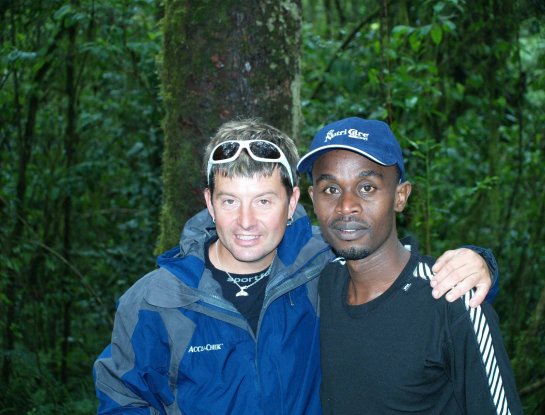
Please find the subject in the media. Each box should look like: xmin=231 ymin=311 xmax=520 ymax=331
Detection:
xmin=296 ymin=145 xmax=390 ymax=175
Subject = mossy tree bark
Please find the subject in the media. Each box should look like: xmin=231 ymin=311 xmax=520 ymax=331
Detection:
xmin=158 ymin=0 xmax=303 ymax=251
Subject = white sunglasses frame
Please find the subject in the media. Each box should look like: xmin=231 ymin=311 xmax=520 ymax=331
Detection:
xmin=206 ymin=140 xmax=295 ymax=186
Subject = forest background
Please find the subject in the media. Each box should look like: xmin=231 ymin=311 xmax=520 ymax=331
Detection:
xmin=1 ymin=0 xmax=544 ymax=414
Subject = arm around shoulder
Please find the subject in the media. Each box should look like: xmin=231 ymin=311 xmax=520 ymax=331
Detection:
xmin=463 ymin=244 xmax=499 ymax=302
xmin=431 ymin=245 xmax=499 ymax=307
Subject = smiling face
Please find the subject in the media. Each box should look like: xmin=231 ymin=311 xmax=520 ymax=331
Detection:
xmin=204 ymin=169 xmax=299 ymax=274
xmin=308 ymin=150 xmax=411 ymax=261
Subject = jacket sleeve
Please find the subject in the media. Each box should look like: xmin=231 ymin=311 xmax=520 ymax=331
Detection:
xmin=447 ymin=293 xmax=523 ymax=414
xmin=462 ymin=244 xmax=499 ymax=303
xmin=93 ymin=292 xmax=177 ymax=414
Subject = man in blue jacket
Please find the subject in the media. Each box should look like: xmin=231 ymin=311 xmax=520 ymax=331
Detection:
xmin=94 ymin=119 xmax=497 ymax=414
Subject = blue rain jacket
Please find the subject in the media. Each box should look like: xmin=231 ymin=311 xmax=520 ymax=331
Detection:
xmin=94 ymin=205 xmax=333 ymax=414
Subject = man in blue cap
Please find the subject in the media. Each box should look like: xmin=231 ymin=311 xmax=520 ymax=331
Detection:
xmin=297 ymin=117 xmax=522 ymax=414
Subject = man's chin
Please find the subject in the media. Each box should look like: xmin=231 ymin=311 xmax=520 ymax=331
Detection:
xmin=332 ymin=247 xmax=370 ymax=261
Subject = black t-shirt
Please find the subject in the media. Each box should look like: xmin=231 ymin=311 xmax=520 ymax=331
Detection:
xmin=204 ymin=239 xmax=269 ymax=335
xmin=319 ymin=252 xmax=523 ymax=414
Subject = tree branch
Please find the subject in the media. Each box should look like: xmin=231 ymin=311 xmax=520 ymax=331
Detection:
xmin=310 ymin=7 xmax=380 ymax=100
xmin=520 ymin=376 xmax=545 ymax=396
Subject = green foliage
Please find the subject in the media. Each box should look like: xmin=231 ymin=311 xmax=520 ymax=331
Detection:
xmin=1 ymin=0 xmax=163 ymax=412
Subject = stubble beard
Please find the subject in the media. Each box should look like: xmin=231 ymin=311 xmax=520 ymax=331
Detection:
xmin=332 ymin=246 xmax=370 ymax=261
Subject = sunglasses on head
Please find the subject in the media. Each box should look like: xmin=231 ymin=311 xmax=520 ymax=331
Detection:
xmin=207 ymin=140 xmax=294 ymax=186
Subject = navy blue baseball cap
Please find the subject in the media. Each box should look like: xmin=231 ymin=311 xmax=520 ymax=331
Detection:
xmin=297 ymin=117 xmax=405 ymax=182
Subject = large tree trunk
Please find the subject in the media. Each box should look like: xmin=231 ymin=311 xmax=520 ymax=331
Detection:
xmin=157 ymin=0 xmax=302 ymax=251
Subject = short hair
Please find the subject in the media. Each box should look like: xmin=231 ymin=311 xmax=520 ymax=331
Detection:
xmin=203 ymin=119 xmax=299 ymax=196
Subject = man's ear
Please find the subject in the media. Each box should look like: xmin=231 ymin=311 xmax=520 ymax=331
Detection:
xmin=203 ymin=188 xmax=215 ymax=220
xmin=394 ymin=181 xmax=412 ymax=213
xmin=288 ymin=186 xmax=301 ymax=218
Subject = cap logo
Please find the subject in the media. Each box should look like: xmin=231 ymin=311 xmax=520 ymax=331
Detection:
xmin=324 ymin=128 xmax=369 ymax=142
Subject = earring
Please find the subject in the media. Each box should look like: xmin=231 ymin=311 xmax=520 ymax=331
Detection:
xmin=287 ymin=217 xmax=293 ymax=226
